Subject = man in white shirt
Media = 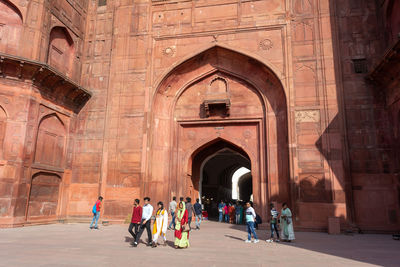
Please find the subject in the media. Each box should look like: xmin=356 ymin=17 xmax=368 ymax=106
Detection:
xmin=133 ymin=197 xmax=153 ymax=247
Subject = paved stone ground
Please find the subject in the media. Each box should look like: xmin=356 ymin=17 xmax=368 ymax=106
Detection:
xmin=0 ymin=220 xmax=399 ymax=267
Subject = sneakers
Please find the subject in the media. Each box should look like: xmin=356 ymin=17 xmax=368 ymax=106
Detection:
xmin=266 ymin=239 xmax=273 ymax=243
xmin=253 ymin=239 xmax=260 ymax=243
xmin=245 ymin=239 xmax=252 ymax=243
xmin=89 ymin=226 xmax=94 ymax=229
xmin=133 ymin=242 xmax=138 ymax=247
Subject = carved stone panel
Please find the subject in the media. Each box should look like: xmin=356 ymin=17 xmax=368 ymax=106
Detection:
xmin=295 ymin=110 xmax=320 ymax=123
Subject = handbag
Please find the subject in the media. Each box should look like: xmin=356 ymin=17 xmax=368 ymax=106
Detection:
xmin=181 ymin=224 xmax=190 ymax=232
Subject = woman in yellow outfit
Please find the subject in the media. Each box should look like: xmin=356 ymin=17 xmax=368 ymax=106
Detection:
xmin=152 ymin=201 xmax=168 ymax=247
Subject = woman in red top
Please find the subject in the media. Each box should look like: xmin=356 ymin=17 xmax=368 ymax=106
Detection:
xmin=224 ymin=204 xmax=229 ymax=223
xmin=128 ymin=199 xmax=142 ymax=240
xmin=229 ymin=203 xmax=236 ymax=224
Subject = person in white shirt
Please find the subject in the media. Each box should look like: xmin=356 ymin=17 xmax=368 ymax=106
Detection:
xmin=245 ymin=202 xmax=259 ymax=243
xmin=133 ymin=197 xmax=153 ymax=247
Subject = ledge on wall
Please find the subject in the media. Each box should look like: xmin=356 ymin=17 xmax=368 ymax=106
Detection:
xmin=367 ymin=39 xmax=400 ymax=104
xmin=0 ymin=52 xmax=91 ymax=113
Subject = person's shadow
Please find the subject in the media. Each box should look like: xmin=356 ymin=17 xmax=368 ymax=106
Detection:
xmin=224 ymin=234 xmax=244 ymax=241
xmin=165 ymin=240 xmax=176 ymax=248
xmin=125 ymin=236 xmax=150 ymax=246
xmin=124 ymin=236 xmax=134 ymax=243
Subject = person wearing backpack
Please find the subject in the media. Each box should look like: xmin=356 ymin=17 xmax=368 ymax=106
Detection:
xmin=90 ymin=196 xmax=103 ymax=229
xmin=255 ymin=213 xmax=262 ymax=229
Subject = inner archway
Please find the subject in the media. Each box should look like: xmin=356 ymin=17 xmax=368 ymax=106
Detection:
xmin=190 ymin=138 xmax=251 ymax=219
xmin=232 ymin=167 xmax=251 ymax=200
xmin=238 ymin=172 xmax=253 ymax=202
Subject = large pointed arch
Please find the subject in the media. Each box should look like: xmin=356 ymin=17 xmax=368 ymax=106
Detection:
xmin=151 ymin=43 xmax=285 ymax=99
xmin=147 ymin=45 xmax=290 ymax=219
xmin=151 ymin=45 xmax=287 ymax=116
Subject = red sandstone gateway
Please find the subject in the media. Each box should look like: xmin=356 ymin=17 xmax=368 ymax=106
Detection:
xmin=0 ymin=0 xmax=399 ymax=233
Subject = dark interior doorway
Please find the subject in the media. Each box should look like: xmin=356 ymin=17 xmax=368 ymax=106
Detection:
xmin=193 ymin=140 xmax=252 ymax=220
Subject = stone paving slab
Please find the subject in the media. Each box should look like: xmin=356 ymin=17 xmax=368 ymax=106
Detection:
xmin=0 ymin=221 xmax=399 ymax=267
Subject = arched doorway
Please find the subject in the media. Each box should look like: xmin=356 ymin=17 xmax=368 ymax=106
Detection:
xmin=148 ymin=45 xmax=290 ymax=220
xmin=190 ymin=139 xmax=251 ymax=219
xmin=27 ymin=172 xmax=62 ymax=220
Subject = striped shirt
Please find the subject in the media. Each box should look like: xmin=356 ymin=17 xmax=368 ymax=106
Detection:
xmin=271 ymin=208 xmax=279 ymax=223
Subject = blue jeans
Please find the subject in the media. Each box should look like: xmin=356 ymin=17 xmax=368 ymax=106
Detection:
xmin=195 ymin=214 xmax=202 ymax=228
xmin=169 ymin=211 xmax=176 ymax=229
xmin=247 ymin=221 xmax=258 ymax=240
xmin=225 ymin=214 xmax=229 ymax=223
xmin=90 ymin=212 xmax=100 ymax=228
xmin=270 ymin=222 xmax=279 ymax=238
xmin=219 ymin=212 xmax=223 ymax=222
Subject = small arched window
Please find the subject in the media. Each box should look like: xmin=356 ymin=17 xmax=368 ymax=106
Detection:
xmin=34 ymin=114 xmax=66 ymax=168
xmin=0 ymin=106 xmax=6 ymax=158
xmin=387 ymin=0 xmax=400 ymax=43
xmin=0 ymin=0 xmax=23 ymax=55
xmin=48 ymin=27 xmax=75 ymax=77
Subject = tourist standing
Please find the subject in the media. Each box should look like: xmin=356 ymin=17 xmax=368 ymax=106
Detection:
xmin=168 ymin=196 xmax=177 ymax=230
xmin=128 ymin=199 xmax=142 ymax=240
xmin=133 ymin=197 xmax=153 ymax=247
xmin=245 ymin=202 xmax=259 ymax=243
xmin=174 ymin=201 xmax=190 ymax=248
xmin=193 ymin=198 xmax=203 ymax=230
xmin=152 ymin=201 xmax=168 ymax=247
xmin=224 ymin=203 xmax=229 ymax=223
xmin=266 ymin=203 xmax=280 ymax=243
xmin=185 ymin=197 xmax=195 ymax=230
xmin=218 ymin=200 xmax=225 ymax=222
xmin=90 ymin=196 xmax=103 ymax=229
xmin=229 ymin=203 xmax=236 ymax=224
xmin=238 ymin=202 xmax=244 ymax=224
xmin=280 ymin=202 xmax=295 ymax=242
xmin=235 ymin=201 xmax=241 ymax=224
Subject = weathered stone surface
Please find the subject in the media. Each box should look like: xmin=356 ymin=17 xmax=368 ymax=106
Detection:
xmin=0 ymin=0 xmax=399 ymax=232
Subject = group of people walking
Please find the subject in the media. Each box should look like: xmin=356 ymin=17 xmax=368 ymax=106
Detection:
xmin=127 ymin=196 xmax=203 ymax=249
xmin=245 ymin=202 xmax=295 ymax=243
xmin=217 ymin=200 xmax=295 ymax=243
xmin=90 ymin=195 xmax=294 ymax=247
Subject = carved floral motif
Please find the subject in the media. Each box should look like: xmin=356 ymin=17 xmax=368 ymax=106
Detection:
xmin=295 ymin=110 xmax=320 ymax=123
xmin=259 ymin=39 xmax=273 ymax=50
xmin=162 ymin=46 xmax=176 ymax=57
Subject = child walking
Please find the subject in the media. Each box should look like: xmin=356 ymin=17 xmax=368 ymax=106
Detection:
xmin=266 ymin=203 xmax=280 ymax=243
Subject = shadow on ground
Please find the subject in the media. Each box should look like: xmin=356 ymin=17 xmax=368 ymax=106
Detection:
xmin=226 ymin=222 xmax=400 ymax=266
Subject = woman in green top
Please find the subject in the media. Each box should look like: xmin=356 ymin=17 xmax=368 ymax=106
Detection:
xmin=174 ymin=201 xmax=190 ymax=248
xmin=280 ymin=202 xmax=295 ymax=242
